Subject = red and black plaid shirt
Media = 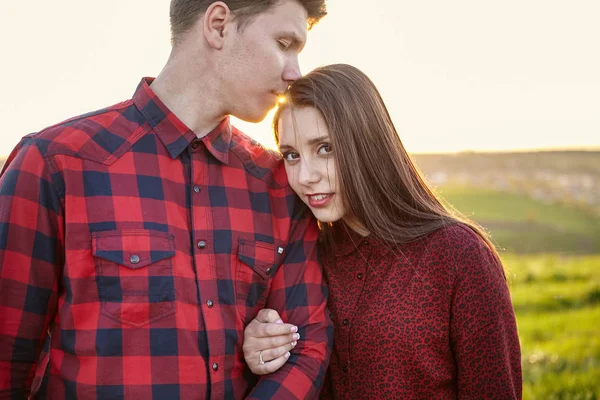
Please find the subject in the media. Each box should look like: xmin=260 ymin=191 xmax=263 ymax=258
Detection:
xmin=0 ymin=78 xmax=333 ymax=399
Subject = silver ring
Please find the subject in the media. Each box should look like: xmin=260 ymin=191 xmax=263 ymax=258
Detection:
xmin=259 ymin=350 xmax=265 ymax=365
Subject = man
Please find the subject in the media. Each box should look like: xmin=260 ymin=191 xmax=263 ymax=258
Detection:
xmin=0 ymin=0 xmax=332 ymax=398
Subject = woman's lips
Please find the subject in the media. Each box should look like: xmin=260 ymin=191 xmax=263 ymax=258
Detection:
xmin=307 ymin=193 xmax=334 ymax=208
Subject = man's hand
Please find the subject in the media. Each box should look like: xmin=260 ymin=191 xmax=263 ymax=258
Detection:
xmin=243 ymin=309 xmax=300 ymax=375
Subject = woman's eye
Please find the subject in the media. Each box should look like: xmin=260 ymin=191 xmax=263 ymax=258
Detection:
xmin=278 ymin=40 xmax=291 ymax=50
xmin=282 ymin=151 xmax=299 ymax=162
xmin=317 ymin=144 xmax=332 ymax=155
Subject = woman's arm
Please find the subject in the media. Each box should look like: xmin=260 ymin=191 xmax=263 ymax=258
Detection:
xmin=450 ymin=231 xmax=522 ymax=399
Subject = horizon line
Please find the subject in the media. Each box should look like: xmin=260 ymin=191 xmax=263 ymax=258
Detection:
xmin=0 ymin=146 xmax=599 ymax=160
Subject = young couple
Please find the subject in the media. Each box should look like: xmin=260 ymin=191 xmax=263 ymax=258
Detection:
xmin=0 ymin=0 xmax=521 ymax=398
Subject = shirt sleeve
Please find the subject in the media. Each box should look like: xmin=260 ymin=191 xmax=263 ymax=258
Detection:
xmin=450 ymin=230 xmax=522 ymax=399
xmin=246 ymin=200 xmax=334 ymax=400
xmin=0 ymin=137 xmax=63 ymax=399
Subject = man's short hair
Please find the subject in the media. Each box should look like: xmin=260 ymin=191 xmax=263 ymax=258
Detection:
xmin=170 ymin=0 xmax=327 ymax=45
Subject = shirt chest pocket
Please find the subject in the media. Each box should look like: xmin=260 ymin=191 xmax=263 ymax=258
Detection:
xmin=92 ymin=230 xmax=176 ymax=327
xmin=236 ymin=238 xmax=285 ymax=308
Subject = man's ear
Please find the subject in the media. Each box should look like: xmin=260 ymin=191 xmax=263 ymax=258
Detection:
xmin=204 ymin=1 xmax=233 ymax=50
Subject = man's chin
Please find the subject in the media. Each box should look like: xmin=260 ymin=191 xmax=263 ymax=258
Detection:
xmin=234 ymin=104 xmax=278 ymax=124
xmin=239 ymin=114 xmax=268 ymax=123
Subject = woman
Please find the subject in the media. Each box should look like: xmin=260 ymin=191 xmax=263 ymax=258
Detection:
xmin=243 ymin=64 xmax=521 ymax=399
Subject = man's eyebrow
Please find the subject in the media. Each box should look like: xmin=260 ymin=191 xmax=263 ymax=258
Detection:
xmin=279 ymin=30 xmax=306 ymax=47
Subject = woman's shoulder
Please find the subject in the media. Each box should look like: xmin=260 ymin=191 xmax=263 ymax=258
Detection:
xmin=418 ymin=222 xmax=502 ymax=274
xmin=424 ymin=222 xmax=490 ymax=250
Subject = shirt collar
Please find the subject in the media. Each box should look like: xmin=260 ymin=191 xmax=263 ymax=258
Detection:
xmin=132 ymin=77 xmax=231 ymax=163
xmin=333 ymin=222 xmax=370 ymax=257
xmin=199 ymin=117 xmax=231 ymax=164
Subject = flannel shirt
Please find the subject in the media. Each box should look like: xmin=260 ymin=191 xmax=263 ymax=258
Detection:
xmin=0 ymin=78 xmax=333 ymax=399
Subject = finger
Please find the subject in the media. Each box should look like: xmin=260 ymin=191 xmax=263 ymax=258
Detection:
xmin=255 ymin=352 xmax=291 ymax=375
xmin=243 ymin=332 xmax=296 ymax=355
xmin=262 ymin=332 xmax=299 ymax=350
xmin=259 ymin=341 xmax=297 ymax=364
xmin=254 ymin=309 xmax=282 ymax=324
xmin=249 ymin=320 xmax=297 ymax=338
xmin=260 ymin=322 xmax=298 ymax=337
xmin=243 ymin=332 xmax=298 ymax=363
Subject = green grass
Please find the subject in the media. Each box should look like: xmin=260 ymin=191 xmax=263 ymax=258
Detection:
xmin=435 ymin=186 xmax=600 ymax=254
xmin=504 ymin=254 xmax=600 ymax=399
xmin=438 ymin=186 xmax=597 ymax=231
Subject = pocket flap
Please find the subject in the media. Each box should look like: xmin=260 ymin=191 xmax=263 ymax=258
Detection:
xmin=92 ymin=229 xmax=174 ymax=269
xmin=237 ymin=238 xmax=286 ymax=280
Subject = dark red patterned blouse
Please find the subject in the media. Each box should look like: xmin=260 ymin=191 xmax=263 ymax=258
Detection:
xmin=320 ymin=223 xmax=522 ymax=399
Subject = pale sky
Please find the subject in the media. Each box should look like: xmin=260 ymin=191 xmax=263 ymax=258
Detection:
xmin=1 ymin=0 xmax=599 ymax=155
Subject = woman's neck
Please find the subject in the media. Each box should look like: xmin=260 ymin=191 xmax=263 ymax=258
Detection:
xmin=342 ymin=215 xmax=370 ymax=237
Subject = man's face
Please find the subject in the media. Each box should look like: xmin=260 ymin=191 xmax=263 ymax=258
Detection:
xmin=220 ymin=0 xmax=308 ymax=122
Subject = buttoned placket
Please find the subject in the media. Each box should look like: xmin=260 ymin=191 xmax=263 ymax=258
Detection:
xmin=334 ymin=237 xmax=370 ymax=393
xmin=188 ymin=140 xmax=224 ymax=394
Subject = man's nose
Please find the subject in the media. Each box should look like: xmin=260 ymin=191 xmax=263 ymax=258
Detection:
xmin=282 ymin=56 xmax=302 ymax=84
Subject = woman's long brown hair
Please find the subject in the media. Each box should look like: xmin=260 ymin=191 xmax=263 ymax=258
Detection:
xmin=273 ymin=64 xmax=501 ymax=263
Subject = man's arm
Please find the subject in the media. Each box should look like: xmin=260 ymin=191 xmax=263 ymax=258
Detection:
xmin=246 ymin=203 xmax=333 ymax=400
xmin=0 ymin=137 xmax=63 ymax=398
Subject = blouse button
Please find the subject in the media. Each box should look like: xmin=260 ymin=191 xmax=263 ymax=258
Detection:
xmin=130 ymin=255 xmax=140 ymax=264
xmin=212 ymin=362 xmax=219 ymax=371
xmin=193 ymin=185 xmax=201 ymax=193
xmin=197 ymin=240 xmax=207 ymax=249
xmin=191 ymin=140 xmax=200 ymax=149
xmin=342 ymin=319 xmax=350 ymax=326
xmin=356 ymin=273 xmax=364 ymax=280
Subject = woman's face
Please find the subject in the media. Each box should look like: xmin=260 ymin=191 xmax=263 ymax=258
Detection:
xmin=277 ymin=106 xmax=346 ymax=223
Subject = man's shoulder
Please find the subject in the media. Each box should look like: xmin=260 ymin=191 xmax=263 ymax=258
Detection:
xmin=229 ymin=126 xmax=289 ymax=190
xmin=26 ymin=99 xmax=148 ymax=164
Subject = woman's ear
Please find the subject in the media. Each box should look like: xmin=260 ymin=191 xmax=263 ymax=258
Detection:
xmin=203 ymin=1 xmax=232 ymax=50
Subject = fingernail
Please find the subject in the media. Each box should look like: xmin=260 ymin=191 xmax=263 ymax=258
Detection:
xmin=291 ymin=326 xmax=298 ymax=333
xmin=291 ymin=341 xmax=297 ymax=346
xmin=275 ymin=319 xmax=283 ymax=324
xmin=293 ymin=333 xmax=300 ymax=340
xmin=285 ymin=352 xmax=290 ymax=358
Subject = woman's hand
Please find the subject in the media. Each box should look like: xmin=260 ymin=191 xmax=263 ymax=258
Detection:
xmin=243 ymin=309 xmax=300 ymax=375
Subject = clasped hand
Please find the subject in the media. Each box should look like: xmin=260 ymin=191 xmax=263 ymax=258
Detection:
xmin=242 ymin=309 xmax=300 ymax=374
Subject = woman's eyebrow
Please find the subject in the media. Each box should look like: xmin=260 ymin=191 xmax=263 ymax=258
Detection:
xmin=306 ymin=135 xmax=330 ymax=146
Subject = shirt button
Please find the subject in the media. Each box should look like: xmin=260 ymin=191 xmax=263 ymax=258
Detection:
xmin=130 ymin=255 xmax=140 ymax=264
xmin=193 ymin=185 xmax=201 ymax=193
xmin=207 ymin=299 xmax=214 ymax=308
xmin=342 ymin=319 xmax=350 ymax=326
xmin=356 ymin=273 xmax=364 ymax=280
xmin=265 ymin=267 xmax=272 ymax=275
xmin=191 ymin=140 xmax=200 ymax=149
xmin=197 ymin=240 xmax=207 ymax=249
xmin=212 ymin=362 xmax=219 ymax=371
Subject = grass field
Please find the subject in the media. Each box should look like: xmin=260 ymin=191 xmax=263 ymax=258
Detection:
xmin=437 ymin=186 xmax=600 ymax=254
xmin=439 ymin=186 xmax=600 ymax=398
xmin=506 ymin=254 xmax=600 ymax=399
